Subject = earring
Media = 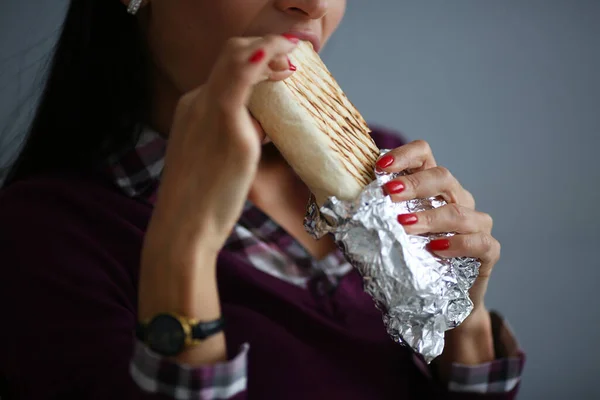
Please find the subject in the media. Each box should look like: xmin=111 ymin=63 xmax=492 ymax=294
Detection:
xmin=127 ymin=0 xmax=143 ymax=15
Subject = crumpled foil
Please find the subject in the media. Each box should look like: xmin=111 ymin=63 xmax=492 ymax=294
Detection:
xmin=303 ymin=149 xmax=481 ymax=363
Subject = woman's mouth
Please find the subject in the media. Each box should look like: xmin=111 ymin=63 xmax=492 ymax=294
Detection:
xmin=282 ymin=31 xmax=321 ymax=52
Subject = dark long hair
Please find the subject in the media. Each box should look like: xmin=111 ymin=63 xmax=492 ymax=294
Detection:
xmin=3 ymin=0 xmax=150 ymax=185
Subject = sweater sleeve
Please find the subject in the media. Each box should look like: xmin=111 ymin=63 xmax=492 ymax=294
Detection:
xmin=0 ymin=177 xmax=246 ymax=399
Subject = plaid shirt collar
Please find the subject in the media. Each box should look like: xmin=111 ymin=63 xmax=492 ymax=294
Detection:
xmin=105 ymin=125 xmax=258 ymax=219
xmin=105 ymin=127 xmax=166 ymax=201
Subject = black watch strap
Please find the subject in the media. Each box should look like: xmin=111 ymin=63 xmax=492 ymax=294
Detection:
xmin=135 ymin=314 xmax=226 ymax=343
xmin=192 ymin=316 xmax=226 ymax=340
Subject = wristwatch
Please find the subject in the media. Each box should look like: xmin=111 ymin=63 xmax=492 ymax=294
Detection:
xmin=136 ymin=313 xmax=225 ymax=357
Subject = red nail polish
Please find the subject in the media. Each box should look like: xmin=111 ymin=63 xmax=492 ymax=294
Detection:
xmin=384 ymin=181 xmax=405 ymax=195
xmin=376 ymin=154 xmax=394 ymax=169
xmin=288 ymin=57 xmax=297 ymax=71
xmin=249 ymin=49 xmax=265 ymax=63
xmin=282 ymin=33 xmax=300 ymax=43
xmin=427 ymin=239 xmax=451 ymax=251
xmin=397 ymin=213 xmax=418 ymax=225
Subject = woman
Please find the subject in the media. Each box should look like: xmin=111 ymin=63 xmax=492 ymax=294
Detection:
xmin=0 ymin=1 xmax=524 ymax=399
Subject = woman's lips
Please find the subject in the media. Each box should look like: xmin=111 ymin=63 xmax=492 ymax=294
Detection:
xmin=283 ymin=31 xmax=321 ymax=52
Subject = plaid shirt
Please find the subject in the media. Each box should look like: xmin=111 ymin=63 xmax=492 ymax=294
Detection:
xmin=110 ymin=127 xmax=525 ymax=399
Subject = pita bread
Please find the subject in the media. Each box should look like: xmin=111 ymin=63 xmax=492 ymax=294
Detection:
xmin=248 ymin=41 xmax=380 ymax=206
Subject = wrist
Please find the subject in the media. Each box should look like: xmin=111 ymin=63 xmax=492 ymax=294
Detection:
xmin=136 ymin=313 xmax=226 ymax=361
xmin=443 ymin=306 xmax=494 ymax=362
xmin=139 ymin=209 xmax=229 ymax=365
xmin=434 ymin=307 xmax=494 ymax=382
xmin=451 ymin=304 xmax=491 ymax=337
xmin=137 ymin=250 xmax=228 ymax=365
xmin=138 ymin=269 xmax=221 ymax=318
xmin=138 ymin=239 xmax=221 ymax=321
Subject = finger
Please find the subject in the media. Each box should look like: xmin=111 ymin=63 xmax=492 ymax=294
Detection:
xmin=256 ymin=53 xmax=296 ymax=82
xmin=269 ymin=54 xmax=293 ymax=71
xmin=269 ymin=59 xmax=296 ymax=81
xmin=375 ymin=140 xmax=437 ymax=173
xmin=208 ymin=35 xmax=299 ymax=111
xmin=397 ymin=204 xmax=493 ymax=235
xmin=267 ymin=55 xmax=296 ymax=81
xmin=382 ymin=166 xmax=472 ymax=205
xmin=426 ymin=233 xmax=500 ymax=277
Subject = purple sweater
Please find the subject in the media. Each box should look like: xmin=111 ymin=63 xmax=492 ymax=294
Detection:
xmin=0 ymin=130 xmax=522 ymax=399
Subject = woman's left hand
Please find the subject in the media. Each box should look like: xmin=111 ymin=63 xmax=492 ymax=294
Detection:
xmin=375 ymin=139 xmax=500 ymax=330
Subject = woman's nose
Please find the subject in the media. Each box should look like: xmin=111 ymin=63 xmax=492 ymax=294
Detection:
xmin=275 ymin=0 xmax=329 ymax=19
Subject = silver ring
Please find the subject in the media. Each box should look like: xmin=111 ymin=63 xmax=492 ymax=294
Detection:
xmin=127 ymin=0 xmax=143 ymax=15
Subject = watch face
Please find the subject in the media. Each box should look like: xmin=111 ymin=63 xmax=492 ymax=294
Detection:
xmin=146 ymin=314 xmax=186 ymax=357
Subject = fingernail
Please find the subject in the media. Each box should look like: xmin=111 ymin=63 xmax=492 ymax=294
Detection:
xmin=427 ymin=239 xmax=451 ymax=251
xmin=376 ymin=154 xmax=394 ymax=169
xmin=249 ymin=49 xmax=265 ymax=63
xmin=384 ymin=180 xmax=405 ymax=195
xmin=288 ymin=57 xmax=297 ymax=71
xmin=397 ymin=213 xmax=418 ymax=225
xmin=282 ymin=33 xmax=300 ymax=43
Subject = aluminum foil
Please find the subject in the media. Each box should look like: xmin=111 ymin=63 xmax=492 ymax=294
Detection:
xmin=303 ymin=149 xmax=481 ymax=363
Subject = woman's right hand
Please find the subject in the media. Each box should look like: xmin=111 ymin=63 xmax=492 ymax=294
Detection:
xmin=138 ymin=35 xmax=298 ymax=332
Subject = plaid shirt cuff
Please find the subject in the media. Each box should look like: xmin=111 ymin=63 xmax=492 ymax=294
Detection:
xmin=130 ymin=340 xmax=249 ymax=399
xmin=446 ymin=311 xmax=525 ymax=394
xmin=448 ymin=351 xmax=525 ymax=393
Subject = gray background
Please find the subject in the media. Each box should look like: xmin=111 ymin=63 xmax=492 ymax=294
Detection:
xmin=1 ymin=1 xmax=599 ymax=399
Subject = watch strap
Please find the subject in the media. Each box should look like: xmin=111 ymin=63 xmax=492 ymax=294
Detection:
xmin=135 ymin=315 xmax=226 ymax=343
xmin=191 ymin=316 xmax=226 ymax=341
